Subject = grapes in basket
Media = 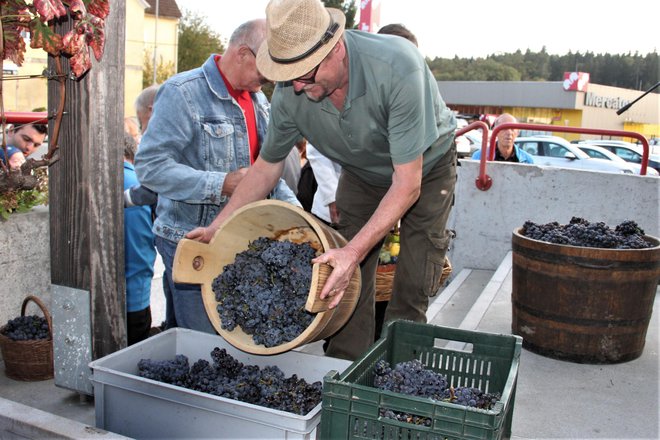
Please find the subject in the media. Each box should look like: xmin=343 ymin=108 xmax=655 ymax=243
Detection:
xmin=1 ymin=315 xmax=50 ymax=341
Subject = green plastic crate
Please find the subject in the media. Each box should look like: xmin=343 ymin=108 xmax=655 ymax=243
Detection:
xmin=321 ymin=320 xmax=522 ymax=440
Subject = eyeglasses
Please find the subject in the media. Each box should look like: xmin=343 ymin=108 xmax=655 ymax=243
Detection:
xmin=293 ymin=64 xmax=320 ymax=84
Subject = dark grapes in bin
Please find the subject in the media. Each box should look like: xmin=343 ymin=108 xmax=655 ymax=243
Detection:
xmin=138 ymin=348 xmax=322 ymax=415
xmin=372 ymin=359 xmax=501 ymax=424
xmin=521 ymin=217 xmax=653 ymax=249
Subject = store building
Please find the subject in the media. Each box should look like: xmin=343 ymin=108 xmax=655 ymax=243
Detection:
xmin=437 ymin=75 xmax=659 ymax=143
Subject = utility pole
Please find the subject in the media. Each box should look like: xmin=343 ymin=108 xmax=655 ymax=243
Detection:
xmin=152 ymin=0 xmax=159 ymax=85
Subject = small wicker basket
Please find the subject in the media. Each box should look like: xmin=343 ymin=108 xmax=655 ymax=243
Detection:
xmin=0 ymin=295 xmax=54 ymax=381
xmin=375 ymin=256 xmax=452 ymax=302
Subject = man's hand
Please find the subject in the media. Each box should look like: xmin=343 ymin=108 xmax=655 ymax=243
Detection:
xmin=185 ymin=225 xmax=217 ymax=243
xmin=222 ymin=168 xmax=249 ymax=197
xmin=312 ymin=245 xmax=361 ymax=309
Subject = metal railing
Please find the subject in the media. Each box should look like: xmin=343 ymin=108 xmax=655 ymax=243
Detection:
xmin=2 ymin=111 xmax=49 ymax=125
xmin=455 ymin=120 xmax=493 ymax=190
xmin=471 ymin=123 xmax=653 ymax=190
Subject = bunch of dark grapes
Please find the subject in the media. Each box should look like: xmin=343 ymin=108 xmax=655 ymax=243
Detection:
xmin=521 ymin=217 xmax=652 ymax=249
xmin=137 ymin=354 xmax=190 ymax=387
xmin=212 ymin=237 xmax=317 ymax=347
xmin=373 ymin=359 xmax=501 ymax=424
xmin=137 ymin=348 xmax=322 ymax=415
xmin=1 ymin=315 xmax=50 ymax=341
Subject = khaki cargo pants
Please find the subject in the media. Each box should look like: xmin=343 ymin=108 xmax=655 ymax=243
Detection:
xmin=326 ymin=145 xmax=457 ymax=360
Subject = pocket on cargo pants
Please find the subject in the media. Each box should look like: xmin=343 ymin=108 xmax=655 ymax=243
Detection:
xmin=423 ymin=230 xmax=451 ymax=296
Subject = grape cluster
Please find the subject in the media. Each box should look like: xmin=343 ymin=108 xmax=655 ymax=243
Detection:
xmin=137 ymin=348 xmax=322 ymax=415
xmin=372 ymin=359 xmax=500 ymax=424
xmin=521 ymin=217 xmax=653 ymax=249
xmin=1 ymin=315 xmax=50 ymax=341
xmin=212 ymin=237 xmax=317 ymax=347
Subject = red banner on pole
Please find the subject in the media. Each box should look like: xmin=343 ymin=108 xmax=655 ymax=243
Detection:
xmin=359 ymin=0 xmax=381 ymax=33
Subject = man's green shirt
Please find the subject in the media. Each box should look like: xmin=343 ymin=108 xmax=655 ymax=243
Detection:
xmin=261 ymin=30 xmax=456 ymax=188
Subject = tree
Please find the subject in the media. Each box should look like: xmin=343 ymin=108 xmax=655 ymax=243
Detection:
xmin=143 ymin=51 xmax=175 ymax=88
xmin=322 ymin=0 xmax=357 ymax=29
xmin=177 ymin=9 xmax=224 ymax=73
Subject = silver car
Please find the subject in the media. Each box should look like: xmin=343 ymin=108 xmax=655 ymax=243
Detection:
xmin=514 ymin=136 xmax=635 ymax=174
xmin=577 ymin=144 xmax=659 ymax=176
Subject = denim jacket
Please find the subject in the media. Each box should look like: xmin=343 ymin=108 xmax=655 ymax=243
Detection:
xmin=135 ymin=55 xmax=299 ymax=242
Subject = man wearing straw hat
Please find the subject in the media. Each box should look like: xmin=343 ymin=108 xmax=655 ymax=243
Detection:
xmin=188 ymin=0 xmax=457 ymax=360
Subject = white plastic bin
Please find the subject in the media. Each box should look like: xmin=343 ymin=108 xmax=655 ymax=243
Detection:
xmin=89 ymin=328 xmax=350 ymax=439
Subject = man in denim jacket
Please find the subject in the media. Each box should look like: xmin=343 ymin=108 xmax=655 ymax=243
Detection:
xmin=135 ymin=19 xmax=300 ymax=333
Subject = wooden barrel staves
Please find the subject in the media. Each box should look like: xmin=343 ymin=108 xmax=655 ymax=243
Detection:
xmin=511 ymin=227 xmax=660 ymax=364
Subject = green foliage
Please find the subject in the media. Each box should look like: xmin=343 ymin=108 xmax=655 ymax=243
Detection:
xmin=427 ymin=49 xmax=659 ymax=90
xmin=0 ymin=169 xmax=48 ymax=220
xmin=177 ymin=9 xmax=225 ymax=73
xmin=143 ymin=52 xmax=175 ymax=88
xmin=322 ymin=0 xmax=357 ymax=29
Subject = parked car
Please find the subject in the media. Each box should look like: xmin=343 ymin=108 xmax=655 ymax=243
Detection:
xmin=514 ymin=136 xmax=635 ymax=174
xmin=577 ymin=144 xmax=659 ymax=176
xmin=576 ymin=140 xmax=660 ymax=173
xmin=455 ymin=117 xmax=482 ymax=158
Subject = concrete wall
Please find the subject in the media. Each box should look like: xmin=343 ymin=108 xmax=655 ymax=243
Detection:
xmin=0 ymin=206 xmax=51 ymax=334
xmin=447 ymin=160 xmax=660 ymax=274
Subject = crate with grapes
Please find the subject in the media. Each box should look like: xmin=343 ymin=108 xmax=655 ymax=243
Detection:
xmin=322 ymin=320 xmax=522 ymax=440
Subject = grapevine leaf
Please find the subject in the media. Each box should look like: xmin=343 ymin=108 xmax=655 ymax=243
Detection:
xmin=33 ymin=0 xmax=67 ymax=22
xmin=1 ymin=0 xmax=32 ymax=26
xmin=29 ymin=19 xmax=64 ymax=55
xmin=2 ymin=25 xmax=27 ymax=65
xmin=85 ymin=15 xmax=105 ymax=61
xmin=68 ymin=44 xmax=91 ymax=77
xmin=85 ymin=0 xmax=110 ymax=19
xmin=67 ymin=0 xmax=87 ymax=19
xmin=61 ymin=29 xmax=85 ymax=56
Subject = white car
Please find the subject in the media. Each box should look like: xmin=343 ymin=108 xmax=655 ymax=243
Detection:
xmin=455 ymin=118 xmax=482 ymax=158
xmin=577 ymin=144 xmax=659 ymax=176
xmin=576 ymin=140 xmax=660 ymax=173
xmin=514 ymin=136 xmax=635 ymax=174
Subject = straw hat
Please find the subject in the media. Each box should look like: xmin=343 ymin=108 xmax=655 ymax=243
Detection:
xmin=256 ymin=0 xmax=346 ymax=82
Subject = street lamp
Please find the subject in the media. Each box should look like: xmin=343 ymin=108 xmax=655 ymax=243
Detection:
xmin=152 ymin=0 xmax=159 ymax=85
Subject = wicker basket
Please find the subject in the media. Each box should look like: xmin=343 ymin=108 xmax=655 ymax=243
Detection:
xmin=375 ymin=256 xmax=453 ymax=302
xmin=0 ymin=295 xmax=54 ymax=381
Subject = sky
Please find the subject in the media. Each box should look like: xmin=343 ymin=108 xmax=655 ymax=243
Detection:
xmin=174 ymin=0 xmax=658 ymax=59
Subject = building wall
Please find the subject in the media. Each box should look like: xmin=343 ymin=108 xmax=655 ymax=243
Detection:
xmin=438 ymin=81 xmax=659 ymax=142
xmin=125 ymin=0 xmax=150 ymax=117
xmin=143 ymin=15 xmax=179 ymax=73
xmin=3 ymin=46 xmax=48 ymax=112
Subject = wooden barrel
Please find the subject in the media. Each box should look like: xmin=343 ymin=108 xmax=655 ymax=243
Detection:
xmin=511 ymin=227 xmax=660 ymax=364
xmin=172 ymin=200 xmax=361 ymax=355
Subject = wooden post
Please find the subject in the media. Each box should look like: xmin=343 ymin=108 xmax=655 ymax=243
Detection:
xmin=48 ymin=0 xmax=127 ymax=360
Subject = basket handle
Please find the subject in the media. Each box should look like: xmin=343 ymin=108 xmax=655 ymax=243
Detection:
xmin=21 ymin=295 xmax=53 ymax=337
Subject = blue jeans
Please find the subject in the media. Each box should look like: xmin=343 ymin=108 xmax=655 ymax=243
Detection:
xmin=155 ymin=236 xmax=216 ymax=334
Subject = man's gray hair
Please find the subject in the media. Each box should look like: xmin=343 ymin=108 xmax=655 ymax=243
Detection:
xmin=134 ymin=84 xmax=160 ymax=114
xmin=123 ymin=132 xmax=137 ymax=161
xmin=229 ymin=19 xmax=266 ymax=54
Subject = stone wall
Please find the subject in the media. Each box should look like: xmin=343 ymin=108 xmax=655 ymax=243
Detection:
xmin=0 ymin=206 xmax=51 ymax=333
